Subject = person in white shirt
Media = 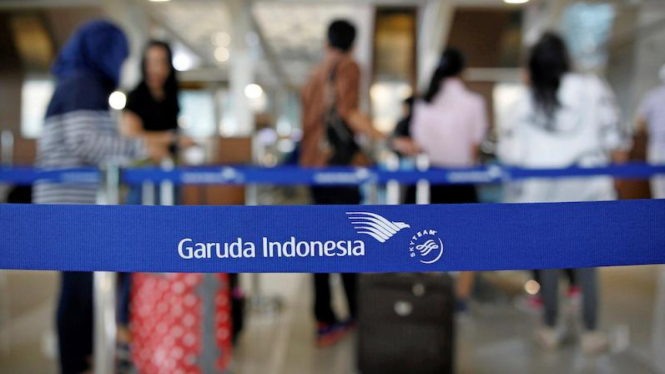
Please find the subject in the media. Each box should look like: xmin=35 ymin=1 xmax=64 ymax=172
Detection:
xmin=497 ymin=32 xmax=630 ymax=354
xmin=635 ymin=64 xmax=665 ymax=199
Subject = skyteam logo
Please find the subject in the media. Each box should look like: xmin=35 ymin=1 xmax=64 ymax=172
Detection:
xmin=346 ymin=212 xmax=444 ymax=265
xmin=346 ymin=212 xmax=410 ymax=243
xmin=410 ymin=230 xmax=444 ymax=264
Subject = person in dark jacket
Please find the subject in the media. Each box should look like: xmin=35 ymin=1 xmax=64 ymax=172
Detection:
xmin=300 ymin=20 xmax=384 ymax=347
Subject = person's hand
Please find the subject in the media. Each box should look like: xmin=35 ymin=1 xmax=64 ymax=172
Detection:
xmin=348 ymin=110 xmax=386 ymax=141
xmin=178 ymin=136 xmax=196 ymax=148
xmin=393 ymin=137 xmax=421 ymax=156
xmin=145 ymin=139 xmax=170 ymax=163
xmin=614 ymin=179 xmax=626 ymax=197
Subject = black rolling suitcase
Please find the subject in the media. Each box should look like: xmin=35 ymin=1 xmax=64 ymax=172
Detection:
xmin=357 ymin=273 xmax=455 ymax=374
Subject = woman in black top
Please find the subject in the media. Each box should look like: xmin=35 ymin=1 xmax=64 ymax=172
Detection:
xmin=118 ymin=40 xmax=190 ymax=352
xmin=123 ymin=40 xmax=184 ymax=152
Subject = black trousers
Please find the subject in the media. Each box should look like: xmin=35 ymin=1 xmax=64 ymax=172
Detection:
xmin=430 ymin=184 xmax=478 ymax=204
xmin=58 ymin=272 xmax=93 ymax=374
xmin=404 ymin=184 xmax=478 ymax=204
xmin=310 ymin=186 xmax=361 ymax=324
xmin=57 ymin=272 xmax=131 ymax=374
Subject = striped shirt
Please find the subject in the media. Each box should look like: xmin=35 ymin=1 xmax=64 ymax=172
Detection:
xmin=33 ymin=71 xmax=146 ymax=205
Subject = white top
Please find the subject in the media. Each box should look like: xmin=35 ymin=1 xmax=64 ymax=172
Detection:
xmin=497 ymin=73 xmax=629 ymax=203
xmin=412 ymin=78 xmax=488 ymax=167
xmin=638 ymin=85 xmax=665 ymax=146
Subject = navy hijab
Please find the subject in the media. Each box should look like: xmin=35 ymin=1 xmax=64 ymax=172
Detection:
xmin=52 ymin=19 xmax=128 ymax=86
xmin=47 ymin=20 xmax=128 ymax=116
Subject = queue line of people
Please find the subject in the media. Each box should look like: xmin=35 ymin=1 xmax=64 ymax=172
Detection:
xmin=386 ymin=33 xmax=633 ymax=355
xmin=31 ymin=14 xmax=665 ymax=373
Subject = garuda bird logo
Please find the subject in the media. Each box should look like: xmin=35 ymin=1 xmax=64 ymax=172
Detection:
xmin=346 ymin=212 xmax=410 ymax=243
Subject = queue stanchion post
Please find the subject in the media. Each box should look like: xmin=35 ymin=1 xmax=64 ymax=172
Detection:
xmin=142 ymin=181 xmax=156 ymax=206
xmin=386 ymin=152 xmax=400 ymax=205
xmin=246 ymin=139 xmax=281 ymax=316
xmin=246 ymin=186 xmax=281 ymax=315
xmin=160 ymin=158 xmax=176 ymax=206
xmin=1 ymin=129 xmax=14 ymax=166
xmin=653 ymin=267 xmax=665 ymax=371
xmin=94 ymin=164 xmax=120 ymax=374
xmin=416 ymin=153 xmax=431 ymax=205
xmin=0 ymin=129 xmax=13 ymax=355
xmin=0 ymin=269 xmax=8 ymax=355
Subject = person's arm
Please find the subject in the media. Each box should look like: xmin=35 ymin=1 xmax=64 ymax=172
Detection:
xmin=62 ymin=111 xmax=149 ymax=164
xmin=122 ymin=110 xmax=174 ymax=143
xmin=635 ymin=116 xmax=648 ymax=135
xmin=336 ymin=61 xmax=385 ymax=141
xmin=591 ymin=78 xmax=632 ymax=194
xmin=389 ymin=117 xmax=420 ymax=156
xmin=122 ymin=110 xmax=196 ymax=152
xmin=612 ymin=149 xmax=630 ymax=164
xmin=392 ymin=137 xmax=420 ymax=156
xmin=471 ymin=98 xmax=490 ymax=164
xmin=596 ymin=78 xmax=632 ymax=162
xmin=496 ymin=99 xmax=524 ymax=166
xmin=634 ymin=91 xmax=653 ymax=140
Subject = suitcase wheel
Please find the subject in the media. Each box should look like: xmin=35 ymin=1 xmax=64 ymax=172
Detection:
xmin=393 ymin=300 xmax=413 ymax=317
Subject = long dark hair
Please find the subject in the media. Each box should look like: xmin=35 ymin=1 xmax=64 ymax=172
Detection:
xmin=424 ymin=48 xmax=466 ymax=103
xmin=528 ymin=32 xmax=570 ymax=125
xmin=138 ymin=40 xmax=179 ymax=110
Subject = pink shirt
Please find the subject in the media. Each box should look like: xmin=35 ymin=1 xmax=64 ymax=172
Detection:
xmin=412 ymin=78 xmax=488 ymax=167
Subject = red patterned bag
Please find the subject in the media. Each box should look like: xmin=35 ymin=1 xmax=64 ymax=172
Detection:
xmin=130 ymin=273 xmax=232 ymax=373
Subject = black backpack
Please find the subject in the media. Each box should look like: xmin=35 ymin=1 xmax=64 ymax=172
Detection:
xmin=323 ymin=62 xmax=359 ymax=165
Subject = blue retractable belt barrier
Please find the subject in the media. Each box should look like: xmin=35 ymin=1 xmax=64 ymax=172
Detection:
xmin=1 ymin=200 xmax=664 ymax=273
xmin=0 ymin=166 xmax=99 ymax=185
xmin=3 ymin=163 xmax=665 ymax=186
xmin=121 ymin=163 xmax=665 ymax=185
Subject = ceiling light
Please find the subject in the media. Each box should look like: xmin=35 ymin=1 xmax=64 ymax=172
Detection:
xmin=504 ymin=0 xmax=530 ymax=4
xmin=214 ymin=47 xmax=230 ymax=62
xmin=212 ymin=32 xmax=231 ymax=47
xmin=109 ymin=91 xmax=126 ymax=110
xmin=244 ymin=84 xmax=263 ymax=99
xmin=173 ymin=53 xmax=195 ymax=72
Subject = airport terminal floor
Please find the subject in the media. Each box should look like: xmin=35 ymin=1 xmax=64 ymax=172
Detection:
xmin=0 ymin=267 xmax=664 ymax=373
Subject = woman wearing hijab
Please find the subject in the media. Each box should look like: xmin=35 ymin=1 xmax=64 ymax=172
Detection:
xmin=33 ymin=20 xmax=167 ymax=373
xmin=497 ymin=33 xmax=629 ymax=354
xmin=411 ymin=48 xmax=488 ymax=313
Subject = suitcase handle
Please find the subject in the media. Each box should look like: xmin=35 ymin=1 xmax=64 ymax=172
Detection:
xmin=413 ymin=283 xmax=426 ymax=296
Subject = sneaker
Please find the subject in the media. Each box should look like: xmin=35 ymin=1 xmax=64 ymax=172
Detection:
xmin=315 ymin=322 xmax=345 ymax=348
xmin=567 ymin=286 xmax=582 ymax=299
xmin=581 ymin=331 xmax=609 ymax=355
xmin=456 ymin=299 xmax=469 ymax=314
xmin=535 ymin=327 xmax=561 ymax=351
xmin=340 ymin=319 xmax=356 ymax=332
xmin=515 ymin=295 xmax=543 ymax=314
xmin=567 ymin=286 xmax=582 ymax=308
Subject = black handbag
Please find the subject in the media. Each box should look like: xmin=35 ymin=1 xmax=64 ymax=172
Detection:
xmin=323 ymin=62 xmax=359 ymax=165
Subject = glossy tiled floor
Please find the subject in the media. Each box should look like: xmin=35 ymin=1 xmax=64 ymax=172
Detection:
xmin=1 ymin=266 xmax=664 ymax=373
xmin=233 ymin=267 xmax=665 ymax=374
